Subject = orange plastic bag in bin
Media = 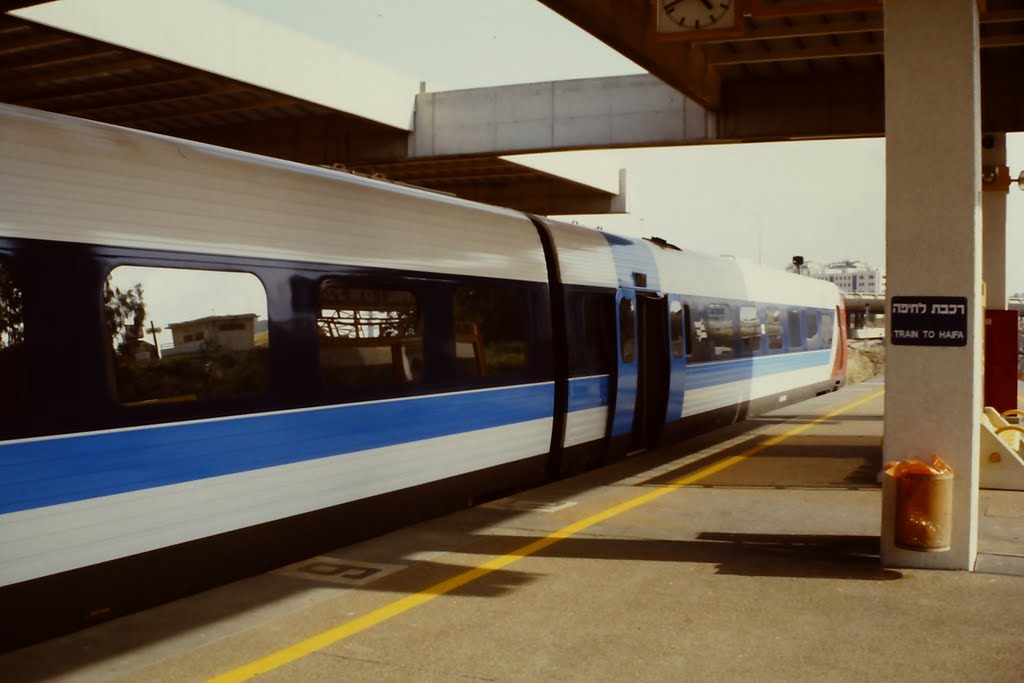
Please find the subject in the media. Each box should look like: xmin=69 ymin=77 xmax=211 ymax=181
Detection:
xmin=884 ymin=455 xmax=953 ymax=478
xmin=884 ymin=455 xmax=953 ymax=551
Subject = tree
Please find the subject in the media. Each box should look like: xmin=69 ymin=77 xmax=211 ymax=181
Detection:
xmin=103 ymin=277 xmax=147 ymax=356
xmin=0 ymin=262 xmax=23 ymax=348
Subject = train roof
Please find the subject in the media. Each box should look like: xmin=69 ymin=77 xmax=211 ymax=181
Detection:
xmin=2 ymin=104 xmax=842 ymax=308
xmin=0 ymin=104 xmax=548 ymax=283
xmin=541 ymin=216 xmax=840 ymax=308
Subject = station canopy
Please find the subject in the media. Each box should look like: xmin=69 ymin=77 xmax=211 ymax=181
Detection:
xmin=2 ymin=1 xmax=1023 ymax=212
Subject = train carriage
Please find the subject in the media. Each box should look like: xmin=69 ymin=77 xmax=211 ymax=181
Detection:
xmin=0 ymin=103 xmax=845 ymax=650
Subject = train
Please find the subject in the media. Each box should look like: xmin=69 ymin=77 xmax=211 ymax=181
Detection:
xmin=0 ymin=103 xmax=847 ymax=650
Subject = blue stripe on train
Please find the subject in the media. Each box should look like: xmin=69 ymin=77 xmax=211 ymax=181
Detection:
xmin=568 ymin=375 xmax=610 ymax=412
xmin=684 ymin=350 xmax=832 ymax=390
xmin=0 ymin=383 xmax=555 ymax=515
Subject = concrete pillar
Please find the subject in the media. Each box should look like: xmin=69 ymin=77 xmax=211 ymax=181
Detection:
xmin=882 ymin=0 xmax=981 ymax=570
xmin=982 ymin=133 xmax=1008 ymax=309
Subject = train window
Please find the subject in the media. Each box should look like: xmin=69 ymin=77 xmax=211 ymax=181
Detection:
xmin=684 ymin=303 xmax=698 ymax=361
xmin=685 ymin=301 xmax=714 ymax=363
xmin=788 ymin=310 xmax=803 ymax=349
xmin=319 ymin=283 xmax=422 ymax=390
xmin=669 ymin=299 xmax=684 ymax=359
xmin=568 ymin=291 xmax=614 ymax=377
xmin=739 ymin=305 xmax=761 ymax=355
xmin=0 ymin=256 xmax=26 ymax=421
xmin=0 ymin=256 xmax=23 ymax=349
xmin=707 ymin=303 xmax=735 ymax=358
xmin=804 ymin=311 xmax=819 ymax=347
xmin=766 ymin=307 xmax=784 ymax=350
xmin=106 ymin=266 xmax=270 ymax=405
xmin=454 ymin=286 xmax=528 ymax=379
xmin=822 ymin=311 xmax=834 ymax=346
xmin=619 ymin=297 xmax=635 ymax=363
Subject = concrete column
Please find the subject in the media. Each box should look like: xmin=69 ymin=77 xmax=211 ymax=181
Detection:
xmin=982 ymin=133 xmax=1008 ymax=309
xmin=882 ymin=0 xmax=981 ymax=570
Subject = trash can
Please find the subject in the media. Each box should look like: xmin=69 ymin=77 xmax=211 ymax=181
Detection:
xmin=883 ymin=456 xmax=953 ymax=552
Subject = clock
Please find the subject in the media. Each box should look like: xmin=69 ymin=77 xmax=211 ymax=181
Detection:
xmin=656 ymin=0 xmax=745 ymax=39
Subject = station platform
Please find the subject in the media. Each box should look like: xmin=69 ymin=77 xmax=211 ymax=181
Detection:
xmin=4 ymin=377 xmax=1024 ymax=682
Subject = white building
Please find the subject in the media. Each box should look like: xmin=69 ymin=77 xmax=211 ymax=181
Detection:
xmin=787 ymin=259 xmax=882 ymax=294
xmin=165 ymin=314 xmax=259 ymax=356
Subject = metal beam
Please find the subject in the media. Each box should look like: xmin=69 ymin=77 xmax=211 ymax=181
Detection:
xmin=0 ymin=45 xmax=123 ymax=72
xmin=719 ymin=47 xmax=1024 ymax=140
xmin=447 ymin=175 xmax=626 ymax=216
xmin=1 ymin=57 xmax=161 ymax=93
xmin=720 ymin=72 xmax=885 ymax=140
xmin=709 ymin=32 xmax=1024 ymax=67
xmin=703 ymin=17 xmax=882 ymax=44
xmin=708 ymin=42 xmax=882 ymax=66
xmin=183 ymin=114 xmax=409 ymax=166
xmin=0 ymin=30 xmax=74 ymax=54
xmin=15 ymin=73 xmax=205 ymax=109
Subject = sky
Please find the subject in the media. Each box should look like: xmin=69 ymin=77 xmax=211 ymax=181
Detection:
xmin=19 ymin=0 xmax=1024 ymax=296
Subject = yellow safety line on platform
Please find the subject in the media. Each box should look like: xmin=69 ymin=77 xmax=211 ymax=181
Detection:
xmin=207 ymin=387 xmax=885 ymax=682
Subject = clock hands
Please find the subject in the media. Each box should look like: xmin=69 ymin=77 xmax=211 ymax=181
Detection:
xmin=659 ymin=0 xmax=734 ymax=31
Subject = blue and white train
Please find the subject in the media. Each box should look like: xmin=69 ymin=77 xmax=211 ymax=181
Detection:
xmin=0 ymin=104 xmax=846 ymax=649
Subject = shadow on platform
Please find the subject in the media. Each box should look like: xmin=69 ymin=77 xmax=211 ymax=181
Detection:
xmin=445 ymin=532 xmax=900 ymax=582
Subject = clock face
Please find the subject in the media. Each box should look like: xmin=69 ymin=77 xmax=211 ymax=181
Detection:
xmin=660 ymin=0 xmax=735 ymax=30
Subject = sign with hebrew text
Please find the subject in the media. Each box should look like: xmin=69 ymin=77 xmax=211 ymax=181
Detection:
xmin=890 ymin=296 xmax=968 ymax=347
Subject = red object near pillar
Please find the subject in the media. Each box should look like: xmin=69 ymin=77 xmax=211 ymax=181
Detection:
xmin=984 ymin=309 xmax=1019 ymax=413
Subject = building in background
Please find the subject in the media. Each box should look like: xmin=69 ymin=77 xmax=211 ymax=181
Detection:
xmin=164 ymin=314 xmax=259 ymax=357
xmin=787 ymin=259 xmax=882 ymax=294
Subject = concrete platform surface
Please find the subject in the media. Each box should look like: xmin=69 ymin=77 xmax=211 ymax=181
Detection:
xmin=3 ymin=378 xmax=1023 ymax=682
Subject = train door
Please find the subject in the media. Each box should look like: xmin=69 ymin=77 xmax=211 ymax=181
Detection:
xmin=608 ymin=290 xmax=637 ymax=459
xmin=662 ymin=296 xmax=688 ymax=439
xmin=633 ymin=293 xmax=671 ymax=450
xmin=608 ymin=289 xmax=671 ymax=457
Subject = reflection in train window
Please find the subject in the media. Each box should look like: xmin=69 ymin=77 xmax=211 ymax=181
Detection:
xmin=707 ymin=303 xmax=735 ymax=358
xmin=766 ymin=307 xmax=784 ymax=350
xmin=822 ymin=311 xmax=834 ymax=346
xmin=619 ymin=297 xmax=635 ymax=363
xmin=107 ymin=266 xmax=270 ymax=405
xmin=788 ymin=310 xmax=803 ymax=349
xmin=569 ymin=291 xmax=614 ymax=377
xmin=804 ymin=311 xmax=819 ymax=346
xmin=0 ymin=255 xmax=26 ymax=420
xmin=739 ymin=305 xmax=761 ymax=355
xmin=684 ymin=304 xmax=696 ymax=361
xmin=319 ymin=283 xmax=421 ymax=390
xmin=670 ymin=299 xmax=684 ymax=359
xmin=454 ymin=286 xmax=528 ymax=379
